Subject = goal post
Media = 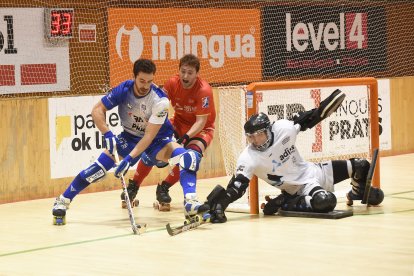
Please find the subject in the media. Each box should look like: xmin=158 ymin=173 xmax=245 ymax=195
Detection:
xmin=218 ymin=77 xmax=380 ymax=214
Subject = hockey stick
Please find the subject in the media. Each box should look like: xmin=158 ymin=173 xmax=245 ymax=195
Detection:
xmin=361 ymin=148 xmax=379 ymax=204
xmin=166 ymin=215 xmax=208 ymax=236
xmin=113 ymin=150 xmax=146 ymax=234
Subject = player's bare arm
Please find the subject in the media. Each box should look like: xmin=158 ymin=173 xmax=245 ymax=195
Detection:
xmin=186 ymin=114 xmax=208 ymax=138
xmin=91 ymin=101 xmax=110 ymax=134
xmin=129 ymin=122 xmax=162 ymax=159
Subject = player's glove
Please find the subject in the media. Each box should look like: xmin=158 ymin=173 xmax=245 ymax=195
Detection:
xmin=115 ymin=155 xmax=132 ymax=178
xmin=261 ymin=194 xmax=287 ymax=215
xmin=176 ymin=134 xmax=190 ymax=146
xmin=104 ymin=131 xmax=118 ymax=155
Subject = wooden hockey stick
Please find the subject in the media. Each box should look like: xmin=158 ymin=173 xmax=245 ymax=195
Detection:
xmin=361 ymin=148 xmax=379 ymax=204
xmin=166 ymin=215 xmax=208 ymax=236
xmin=113 ymin=150 xmax=146 ymax=234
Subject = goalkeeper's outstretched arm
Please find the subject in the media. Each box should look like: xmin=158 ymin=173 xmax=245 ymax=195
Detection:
xmin=294 ymin=89 xmax=345 ymax=131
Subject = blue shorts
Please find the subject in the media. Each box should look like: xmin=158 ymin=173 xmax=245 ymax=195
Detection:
xmin=116 ymin=131 xmax=173 ymax=166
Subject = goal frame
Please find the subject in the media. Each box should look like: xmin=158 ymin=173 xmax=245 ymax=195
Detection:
xmin=245 ymin=77 xmax=380 ymax=214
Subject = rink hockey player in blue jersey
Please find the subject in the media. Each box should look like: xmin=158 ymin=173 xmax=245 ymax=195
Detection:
xmin=52 ymin=59 xmax=209 ymax=225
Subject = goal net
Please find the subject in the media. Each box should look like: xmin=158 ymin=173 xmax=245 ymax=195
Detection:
xmin=218 ymin=78 xmax=379 ymax=213
xmin=1 ymin=2 xmax=413 ymax=99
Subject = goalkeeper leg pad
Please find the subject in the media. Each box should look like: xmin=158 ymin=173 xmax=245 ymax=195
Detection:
xmin=206 ymin=185 xmax=228 ymax=223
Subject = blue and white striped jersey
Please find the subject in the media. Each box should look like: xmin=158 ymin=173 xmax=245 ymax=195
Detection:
xmin=101 ymin=80 xmax=173 ymax=139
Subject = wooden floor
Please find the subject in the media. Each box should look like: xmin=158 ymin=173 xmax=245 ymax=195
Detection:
xmin=0 ymin=154 xmax=413 ymax=276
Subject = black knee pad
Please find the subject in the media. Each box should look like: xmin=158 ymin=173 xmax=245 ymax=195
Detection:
xmin=350 ymin=158 xmax=370 ymax=185
xmin=368 ymin=187 xmax=384 ymax=205
xmin=311 ymin=190 xmax=337 ymax=213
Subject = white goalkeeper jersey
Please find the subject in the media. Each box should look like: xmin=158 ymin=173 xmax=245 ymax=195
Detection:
xmin=235 ymin=119 xmax=333 ymax=195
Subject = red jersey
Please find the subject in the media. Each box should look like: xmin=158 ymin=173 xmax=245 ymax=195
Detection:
xmin=164 ymin=74 xmax=216 ymax=135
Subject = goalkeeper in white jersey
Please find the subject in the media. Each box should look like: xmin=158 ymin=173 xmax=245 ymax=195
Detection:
xmin=206 ymin=90 xmax=384 ymax=223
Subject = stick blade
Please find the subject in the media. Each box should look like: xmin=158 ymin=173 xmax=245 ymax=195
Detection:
xmin=132 ymin=223 xmax=147 ymax=235
xmin=166 ymin=223 xmax=176 ymax=236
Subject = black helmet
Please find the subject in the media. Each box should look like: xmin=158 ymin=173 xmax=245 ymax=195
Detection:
xmin=244 ymin=112 xmax=271 ymax=134
xmin=244 ymin=112 xmax=272 ymax=151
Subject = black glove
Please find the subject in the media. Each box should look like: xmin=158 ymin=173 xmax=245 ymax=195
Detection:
xmin=292 ymin=109 xmax=317 ymax=131
xmin=176 ymin=134 xmax=190 ymax=146
xmin=261 ymin=193 xmax=290 ymax=215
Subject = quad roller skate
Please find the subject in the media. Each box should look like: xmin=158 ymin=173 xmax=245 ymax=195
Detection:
xmin=183 ymin=212 xmax=211 ymax=225
xmin=121 ymin=179 xmax=140 ymax=209
xmin=153 ymin=181 xmax=172 ymax=211
xmin=347 ymin=150 xmax=384 ymax=206
xmin=183 ymin=193 xmax=211 ymax=225
xmin=52 ymin=195 xmax=71 ymax=225
xmin=346 ymin=190 xmax=363 ymax=206
xmin=346 ymin=158 xmax=370 ymax=206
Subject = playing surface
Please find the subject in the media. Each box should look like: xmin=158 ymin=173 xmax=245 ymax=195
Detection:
xmin=0 ymin=154 xmax=413 ymax=275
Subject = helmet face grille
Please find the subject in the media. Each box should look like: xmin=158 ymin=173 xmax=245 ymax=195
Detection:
xmin=254 ymin=128 xmax=272 ymax=151
xmin=244 ymin=113 xmax=272 ymax=151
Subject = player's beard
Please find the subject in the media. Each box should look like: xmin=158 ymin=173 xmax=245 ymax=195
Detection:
xmin=139 ymin=88 xmax=149 ymax=95
xmin=134 ymin=82 xmax=150 ymax=96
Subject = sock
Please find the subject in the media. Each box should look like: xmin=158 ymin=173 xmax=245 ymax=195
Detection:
xmin=63 ymin=174 xmax=89 ymax=200
xmin=63 ymin=153 xmax=114 ymax=201
xmin=164 ymin=166 xmax=180 ymax=186
xmin=180 ymin=169 xmax=197 ymax=195
xmin=133 ymin=159 xmax=153 ymax=186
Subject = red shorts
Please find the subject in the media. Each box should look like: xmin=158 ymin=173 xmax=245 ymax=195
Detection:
xmin=172 ymin=118 xmax=215 ymax=148
xmin=191 ymin=127 xmax=215 ymax=148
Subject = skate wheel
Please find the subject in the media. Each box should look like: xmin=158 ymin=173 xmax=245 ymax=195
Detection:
xmin=153 ymin=201 xmax=160 ymax=210
xmin=133 ymin=199 xmax=139 ymax=207
xmin=121 ymin=200 xmax=127 ymax=209
xmin=202 ymin=212 xmax=211 ymax=221
xmin=53 ymin=216 xmax=66 ymax=225
xmin=264 ymin=195 xmax=271 ymax=202
xmin=260 ymin=202 xmax=266 ymax=210
xmin=159 ymin=203 xmax=171 ymax=212
xmin=346 ymin=194 xmax=353 ymax=206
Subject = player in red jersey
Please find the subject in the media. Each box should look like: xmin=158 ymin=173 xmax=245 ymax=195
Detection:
xmin=123 ymin=54 xmax=216 ymax=211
